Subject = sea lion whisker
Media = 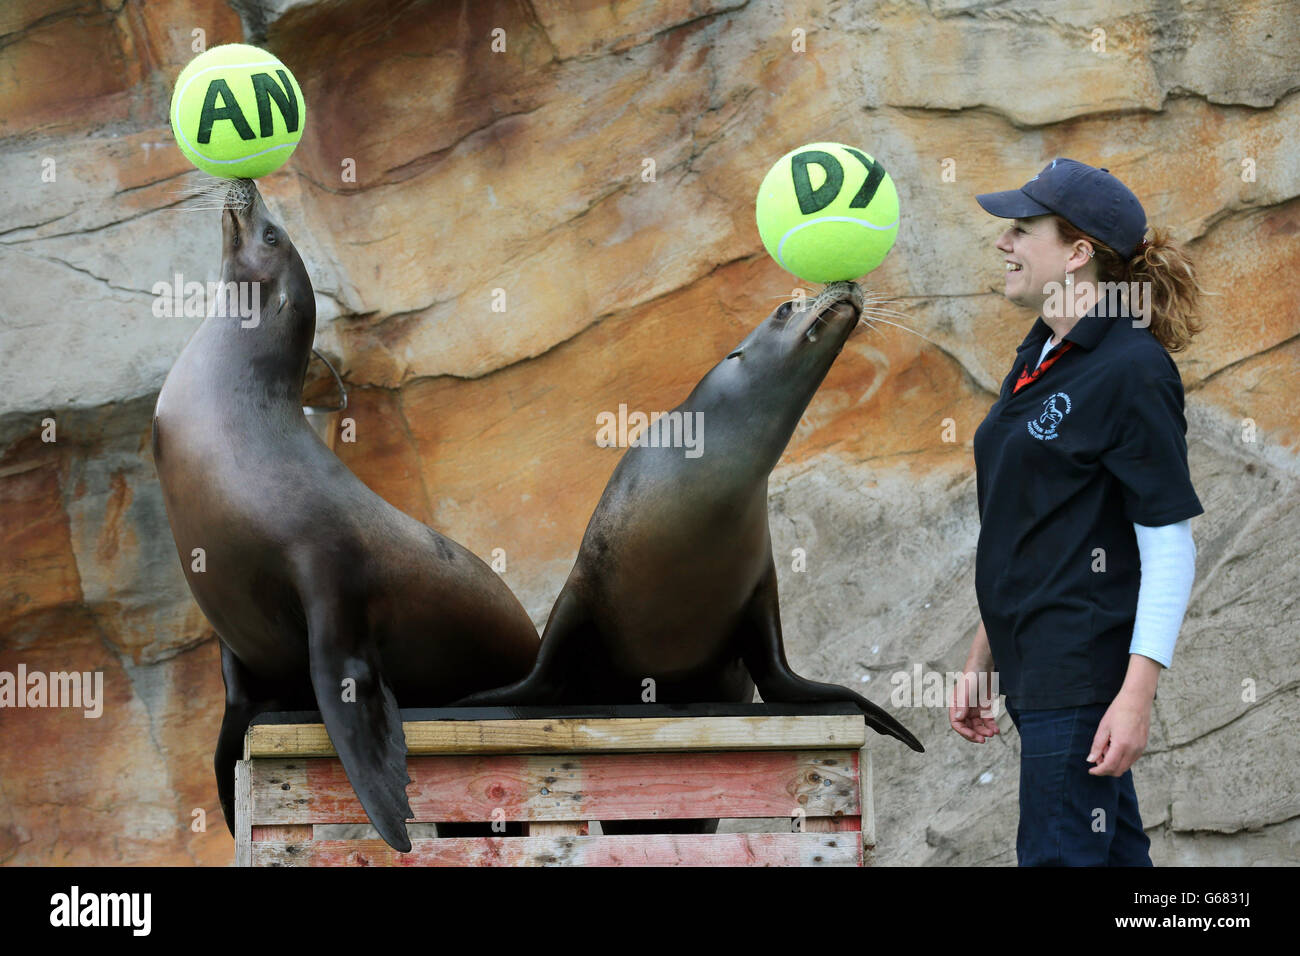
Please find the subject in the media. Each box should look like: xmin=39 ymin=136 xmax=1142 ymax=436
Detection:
xmin=170 ymin=194 xmax=232 ymax=207
xmin=856 ymin=305 xmax=913 ymax=321
xmin=171 ymin=179 xmax=227 ymax=195
xmin=853 ymin=295 xmax=910 ymax=313
xmin=172 ymin=178 xmax=246 ymax=203
xmin=857 ymin=303 xmax=911 ymax=318
xmin=855 ymin=314 xmax=938 ymax=346
xmin=857 ymin=293 xmax=907 ymax=307
xmin=858 ymin=301 xmax=909 ymax=315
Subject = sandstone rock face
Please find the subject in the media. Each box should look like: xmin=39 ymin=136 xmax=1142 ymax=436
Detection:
xmin=1 ymin=0 xmax=1296 ymax=865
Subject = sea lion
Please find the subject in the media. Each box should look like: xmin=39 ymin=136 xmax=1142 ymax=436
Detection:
xmin=152 ymin=179 xmax=539 ymax=852
xmin=457 ymin=283 xmax=924 ymax=760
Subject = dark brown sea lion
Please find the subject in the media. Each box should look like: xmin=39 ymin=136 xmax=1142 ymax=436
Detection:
xmin=151 ymin=179 xmax=539 ymax=852
xmin=457 ymin=283 xmax=924 ymax=762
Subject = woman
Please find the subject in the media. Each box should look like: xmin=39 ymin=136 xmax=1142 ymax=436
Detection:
xmin=950 ymin=158 xmax=1206 ymax=866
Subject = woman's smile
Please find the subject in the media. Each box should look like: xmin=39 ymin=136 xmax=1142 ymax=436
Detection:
xmin=995 ymin=216 xmax=1061 ymax=309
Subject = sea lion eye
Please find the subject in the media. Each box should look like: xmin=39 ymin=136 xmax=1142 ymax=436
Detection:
xmin=727 ymin=349 xmax=743 ymax=360
xmin=263 ymin=227 xmax=278 ymax=245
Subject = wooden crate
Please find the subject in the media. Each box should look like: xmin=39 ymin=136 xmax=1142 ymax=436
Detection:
xmin=235 ymin=704 xmax=874 ymax=866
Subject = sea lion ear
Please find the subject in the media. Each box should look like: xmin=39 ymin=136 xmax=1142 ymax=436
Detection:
xmin=276 ymin=291 xmax=287 ymax=315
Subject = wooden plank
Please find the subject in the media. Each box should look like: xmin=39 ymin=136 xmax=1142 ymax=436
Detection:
xmin=251 ymin=833 xmax=860 ymax=866
xmin=234 ymin=760 xmax=251 ymax=868
xmin=804 ymin=817 xmax=861 ymax=833
xmin=805 ymin=817 xmax=863 ymax=864
xmin=247 ymin=750 xmax=860 ymax=824
xmin=252 ymin=824 xmax=314 ymax=843
xmin=246 ymin=715 xmax=866 ymax=758
xmin=525 ymin=822 xmax=589 ymax=836
xmin=250 ymin=703 xmax=865 ymax=725
xmin=860 ymin=743 xmax=875 ymax=849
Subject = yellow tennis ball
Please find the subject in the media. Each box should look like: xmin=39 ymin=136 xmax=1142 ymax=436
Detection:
xmin=755 ymin=142 xmax=900 ymax=283
xmin=170 ymin=43 xmax=306 ymax=178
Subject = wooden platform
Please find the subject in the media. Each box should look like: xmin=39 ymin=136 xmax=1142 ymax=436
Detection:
xmin=235 ymin=703 xmax=874 ymax=866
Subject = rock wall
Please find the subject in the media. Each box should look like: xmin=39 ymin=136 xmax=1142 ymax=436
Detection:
xmin=1 ymin=0 xmax=1297 ymax=865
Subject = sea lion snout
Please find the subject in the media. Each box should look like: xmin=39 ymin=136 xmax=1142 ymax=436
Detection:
xmin=814 ymin=280 xmax=865 ymax=320
xmin=221 ymin=179 xmax=265 ymax=238
xmin=220 ymin=181 xmax=285 ymax=267
xmin=824 ymin=301 xmax=857 ymax=323
xmin=787 ymin=281 xmax=862 ymax=342
xmin=224 ymin=177 xmax=255 ymax=210
xmin=216 ymin=178 xmax=315 ymax=329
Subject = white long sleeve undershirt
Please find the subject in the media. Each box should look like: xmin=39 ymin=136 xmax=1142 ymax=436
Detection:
xmin=1129 ymin=519 xmax=1196 ymax=668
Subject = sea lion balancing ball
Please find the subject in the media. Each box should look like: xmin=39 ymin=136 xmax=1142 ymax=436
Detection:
xmin=755 ymin=142 xmax=899 ymax=283
xmin=170 ymin=43 xmax=306 ymax=178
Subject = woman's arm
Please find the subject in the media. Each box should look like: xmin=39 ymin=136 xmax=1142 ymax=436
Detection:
xmin=1088 ymin=519 xmax=1197 ymax=776
xmin=1128 ymin=519 xmax=1197 ymax=667
xmin=950 ymin=618 xmax=1001 ymax=743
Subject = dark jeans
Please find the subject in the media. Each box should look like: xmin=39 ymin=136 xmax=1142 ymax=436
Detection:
xmin=1005 ymin=701 xmax=1153 ymax=867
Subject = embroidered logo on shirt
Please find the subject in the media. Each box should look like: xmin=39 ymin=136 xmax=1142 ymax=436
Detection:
xmin=1028 ymin=391 xmax=1072 ymax=440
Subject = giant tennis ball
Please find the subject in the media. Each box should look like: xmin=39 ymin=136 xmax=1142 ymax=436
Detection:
xmin=755 ymin=142 xmax=899 ymax=283
xmin=170 ymin=43 xmax=306 ymax=178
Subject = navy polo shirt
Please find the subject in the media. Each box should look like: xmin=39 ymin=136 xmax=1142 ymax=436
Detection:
xmin=972 ymin=297 xmax=1203 ymax=710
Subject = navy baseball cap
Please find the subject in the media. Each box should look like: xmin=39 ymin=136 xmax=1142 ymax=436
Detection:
xmin=976 ymin=158 xmax=1148 ymax=258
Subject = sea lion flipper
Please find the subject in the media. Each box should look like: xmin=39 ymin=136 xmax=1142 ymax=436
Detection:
xmin=215 ymin=642 xmax=260 ymax=836
xmin=455 ymin=586 xmax=589 ymax=706
xmin=302 ymin=587 xmax=414 ymax=853
xmin=739 ymin=563 xmax=925 ymax=753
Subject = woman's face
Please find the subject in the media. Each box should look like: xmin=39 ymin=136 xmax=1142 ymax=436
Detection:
xmin=996 ymin=215 xmax=1070 ymax=312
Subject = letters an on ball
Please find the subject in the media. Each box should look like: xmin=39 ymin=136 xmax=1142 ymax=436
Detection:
xmin=170 ymin=43 xmax=306 ymax=179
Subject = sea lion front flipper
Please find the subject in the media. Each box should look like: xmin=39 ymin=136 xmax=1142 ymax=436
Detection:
xmin=455 ymin=585 xmax=591 ymax=706
xmin=738 ymin=561 xmax=925 ymax=753
xmin=215 ymin=641 xmax=260 ymax=836
xmin=300 ymin=580 xmax=414 ymax=853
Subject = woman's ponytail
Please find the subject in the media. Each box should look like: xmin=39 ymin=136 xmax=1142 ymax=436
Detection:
xmin=1053 ymin=217 xmax=1211 ymax=352
xmin=1126 ymin=228 xmax=1206 ymax=352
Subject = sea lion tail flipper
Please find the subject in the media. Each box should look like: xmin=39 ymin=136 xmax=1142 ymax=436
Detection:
xmin=302 ymin=587 xmax=414 ymax=853
xmin=454 ymin=587 xmax=589 ymax=706
xmin=738 ymin=563 xmax=925 ymax=754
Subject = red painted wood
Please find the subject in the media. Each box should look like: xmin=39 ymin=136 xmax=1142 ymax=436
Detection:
xmin=250 ymin=749 xmax=860 ymax=824
xmin=803 ymin=816 xmax=862 ymax=833
xmin=252 ymin=824 xmax=314 ymax=842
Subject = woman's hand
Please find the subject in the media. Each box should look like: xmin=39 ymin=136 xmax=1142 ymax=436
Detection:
xmin=949 ymin=668 xmax=1001 ymax=743
xmin=950 ymin=618 xmax=1001 ymax=743
xmin=1088 ymin=655 xmax=1162 ymax=776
